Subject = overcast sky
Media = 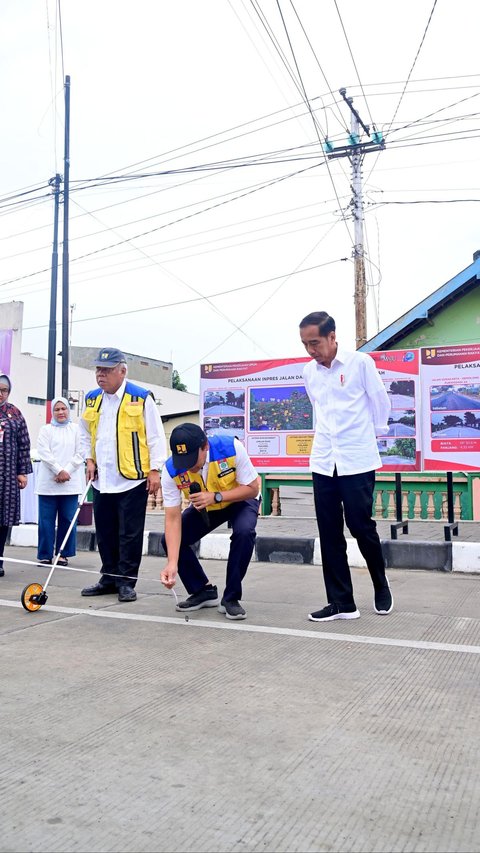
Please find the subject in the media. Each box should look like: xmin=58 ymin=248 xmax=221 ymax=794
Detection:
xmin=1 ymin=0 xmax=479 ymax=393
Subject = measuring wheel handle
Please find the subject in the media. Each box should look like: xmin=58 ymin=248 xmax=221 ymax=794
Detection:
xmin=21 ymin=583 xmax=49 ymax=612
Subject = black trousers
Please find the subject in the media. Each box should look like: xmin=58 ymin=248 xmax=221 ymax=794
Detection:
xmin=92 ymin=482 xmax=148 ymax=589
xmin=0 ymin=525 xmax=9 ymax=570
xmin=312 ymin=469 xmax=387 ymax=608
xmin=161 ymin=499 xmax=258 ymax=602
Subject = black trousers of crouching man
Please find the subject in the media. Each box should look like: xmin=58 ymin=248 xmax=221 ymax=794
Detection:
xmin=161 ymin=499 xmax=259 ymax=602
xmin=312 ymin=469 xmax=387 ymax=608
xmin=93 ymin=481 xmax=148 ymax=589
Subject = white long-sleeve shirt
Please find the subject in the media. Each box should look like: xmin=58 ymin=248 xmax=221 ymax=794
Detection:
xmin=78 ymin=380 xmax=168 ymax=493
xmin=302 ymin=348 xmax=391 ymax=476
xmin=35 ymin=422 xmax=85 ymax=495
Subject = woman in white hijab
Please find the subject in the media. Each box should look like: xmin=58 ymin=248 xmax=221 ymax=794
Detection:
xmin=35 ymin=397 xmax=85 ymax=566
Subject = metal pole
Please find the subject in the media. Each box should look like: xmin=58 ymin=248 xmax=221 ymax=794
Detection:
xmin=61 ymin=75 xmax=71 ymax=397
xmin=46 ymin=173 xmax=62 ymax=417
xmin=348 ymin=98 xmax=367 ymax=349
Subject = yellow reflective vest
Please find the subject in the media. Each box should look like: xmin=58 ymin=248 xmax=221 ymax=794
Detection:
xmin=165 ymin=435 xmax=238 ymax=511
xmin=82 ymin=382 xmax=152 ymax=480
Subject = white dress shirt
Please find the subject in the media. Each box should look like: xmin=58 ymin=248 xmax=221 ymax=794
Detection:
xmin=161 ymin=438 xmax=258 ymax=507
xmin=35 ymin=422 xmax=85 ymax=496
xmin=303 ymin=348 xmax=391 ymax=477
xmin=79 ymin=380 xmax=168 ymax=493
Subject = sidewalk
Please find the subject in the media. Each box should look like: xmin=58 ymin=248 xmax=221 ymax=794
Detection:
xmin=0 ymin=546 xmax=479 ymax=853
xmin=10 ymin=484 xmax=480 ymax=574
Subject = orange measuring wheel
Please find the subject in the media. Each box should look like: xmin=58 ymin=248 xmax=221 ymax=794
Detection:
xmin=21 ymin=583 xmax=48 ymax=612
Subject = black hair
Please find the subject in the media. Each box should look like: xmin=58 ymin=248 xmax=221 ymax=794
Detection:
xmin=299 ymin=311 xmax=335 ymax=336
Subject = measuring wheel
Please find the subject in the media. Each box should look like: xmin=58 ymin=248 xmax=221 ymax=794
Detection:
xmin=21 ymin=582 xmax=49 ymax=612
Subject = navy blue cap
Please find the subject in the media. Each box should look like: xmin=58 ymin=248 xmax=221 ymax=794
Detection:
xmin=94 ymin=347 xmax=126 ymax=367
xmin=170 ymin=423 xmax=207 ymax=470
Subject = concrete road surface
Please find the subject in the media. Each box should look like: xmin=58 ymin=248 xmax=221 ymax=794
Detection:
xmin=1 ymin=547 xmax=479 ymax=853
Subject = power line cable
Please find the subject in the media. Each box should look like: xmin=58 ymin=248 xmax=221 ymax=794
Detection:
xmin=0 ymin=160 xmax=326 ymax=289
xmin=180 ymin=251 xmax=346 ymax=373
xmin=385 ymin=0 xmax=439 ymax=138
xmin=274 ymin=0 xmax=353 ymax=242
xmin=332 ymin=0 xmax=376 ymax=130
xmin=289 ymin=0 xmax=350 ymax=134
xmin=56 ymin=0 xmax=65 ymax=81
xmin=386 ymin=91 xmax=480 ymax=137
xmin=22 ymin=258 xmax=345 ymax=331
xmin=68 ymin=198 xmax=272 ymax=357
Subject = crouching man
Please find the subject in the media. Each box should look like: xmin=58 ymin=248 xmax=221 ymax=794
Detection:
xmin=160 ymin=423 xmax=259 ymax=620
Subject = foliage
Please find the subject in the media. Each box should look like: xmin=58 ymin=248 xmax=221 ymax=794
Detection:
xmin=172 ymin=370 xmax=188 ymax=392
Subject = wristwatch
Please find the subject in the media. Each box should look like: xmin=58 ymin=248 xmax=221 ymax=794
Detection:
xmin=214 ymin=491 xmax=223 ymax=504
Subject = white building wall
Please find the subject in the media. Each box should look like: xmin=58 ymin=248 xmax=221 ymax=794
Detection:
xmin=1 ymin=302 xmax=199 ymax=451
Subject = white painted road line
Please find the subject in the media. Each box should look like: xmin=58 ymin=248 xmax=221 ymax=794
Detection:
xmin=1 ymin=598 xmax=479 ymax=655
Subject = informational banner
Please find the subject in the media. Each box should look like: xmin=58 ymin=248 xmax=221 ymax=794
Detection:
xmin=201 ymin=344 xmax=480 ymax=473
xmin=200 ymin=358 xmax=311 ymax=472
xmin=368 ymin=349 xmax=421 ymax=471
xmin=420 ymin=343 xmax=480 ymax=471
xmin=0 ymin=329 xmax=13 ymax=375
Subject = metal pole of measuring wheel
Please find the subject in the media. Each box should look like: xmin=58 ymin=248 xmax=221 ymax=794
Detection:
xmin=42 ymin=480 xmax=93 ymax=592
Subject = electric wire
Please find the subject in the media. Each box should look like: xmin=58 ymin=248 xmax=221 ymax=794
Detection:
xmin=22 ymin=259 xmax=346 ymax=331
xmin=0 ymin=160 xmax=327 ymax=289
xmin=56 ymin=0 xmax=65 ymax=82
xmin=67 ymin=196 xmax=272 ymax=358
xmin=385 ymin=0 xmax=439 ymax=138
xmin=288 ymin=0 xmax=350 ymax=134
xmin=332 ymin=0 xmax=376 ymax=131
xmin=274 ymin=0 xmax=353 ymax=242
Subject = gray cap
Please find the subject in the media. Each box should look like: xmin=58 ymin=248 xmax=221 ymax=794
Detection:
xmin=93 ymin=347 xmax=126 ymax=367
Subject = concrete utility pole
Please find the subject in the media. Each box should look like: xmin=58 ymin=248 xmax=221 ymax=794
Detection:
xmin=46 ymin=173 xmax=62 ymax=419
xmin=325 ymin=89 xmax=385 ymax=349
xmin=62 ymin=75 xmax=71 ymax=397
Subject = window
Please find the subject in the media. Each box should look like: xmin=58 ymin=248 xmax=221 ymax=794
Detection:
xmin=28 ymin=396 xmax=46 ymax=406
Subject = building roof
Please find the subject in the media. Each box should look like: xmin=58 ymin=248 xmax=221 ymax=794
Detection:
xmin=154 ymin=386 xmax=199 ymax=419
xmin=360 ymin=252 xmax=480 ymax=352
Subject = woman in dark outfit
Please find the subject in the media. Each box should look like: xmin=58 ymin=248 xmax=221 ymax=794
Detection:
xmin=0 ymin=375 xmax=32 ymax=576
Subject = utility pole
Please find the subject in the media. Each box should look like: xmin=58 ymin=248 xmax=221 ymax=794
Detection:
xmin=61 ymin=74 xmax=71 ymax=397
xmin=46 ymin=173 xmax=62 ymax=420
xmin=324 ymin=89 xmax=385 ymax=349
xmin=69 ymin=303 xmax=76 ymax=349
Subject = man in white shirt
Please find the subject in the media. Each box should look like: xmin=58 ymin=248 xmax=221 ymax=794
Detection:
xmin=160 ymin=423 xmax=259 ymax=620
xmin=300 ymin=311 xmax=393 ymax=622
xmin=79 ymin=347 xmax=167 ymax=602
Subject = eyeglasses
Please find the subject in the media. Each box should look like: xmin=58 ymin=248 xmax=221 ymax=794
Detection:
xmin=0 ymin=388 xmax=9 ymax=394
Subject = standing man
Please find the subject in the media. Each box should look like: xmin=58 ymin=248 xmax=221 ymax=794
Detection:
xmin=299 ymin=311 xmax=392 ymax=622
xmin=160 ymin=423 xmax=259 ymax=620
xmin=79 ymin=348 xmax=167 ymax=602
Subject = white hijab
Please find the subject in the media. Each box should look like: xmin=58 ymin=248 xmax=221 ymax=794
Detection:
xmin=50 ymin=396 xmax=72 ymax=426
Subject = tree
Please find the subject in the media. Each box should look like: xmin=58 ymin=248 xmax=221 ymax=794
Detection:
xmin=389 ymin=380 xmax=414 ymax=397
xmin=172 ymin=370 xmax=188 ymax=392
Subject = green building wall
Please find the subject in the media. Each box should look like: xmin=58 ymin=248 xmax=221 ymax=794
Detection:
xmin=385 ymin=285 xmax=479 ymax=350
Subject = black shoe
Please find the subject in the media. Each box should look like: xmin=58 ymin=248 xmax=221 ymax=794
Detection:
xmin=176 ymin=585 xmax=219 ymax=611
xmin=218 ymin=598 xmax=246 ymax=620
xmin=118 ymin=585 xmax=137 ymax=602
xmin=38 ymin=559 xmax=52 ymax=565
xmin=81 ymin=582 xmax=116 ymax=597
xmin=308 ymin=603 xmax=360 ymax=622
xmin=0 ymin=568 xmax=4 ymax=577
xmin=374 ymin=579 xmax=393 ymax=615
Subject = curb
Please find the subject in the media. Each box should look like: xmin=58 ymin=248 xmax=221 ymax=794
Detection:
xmin=8 ymin=524 xmax=480 ymax=573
